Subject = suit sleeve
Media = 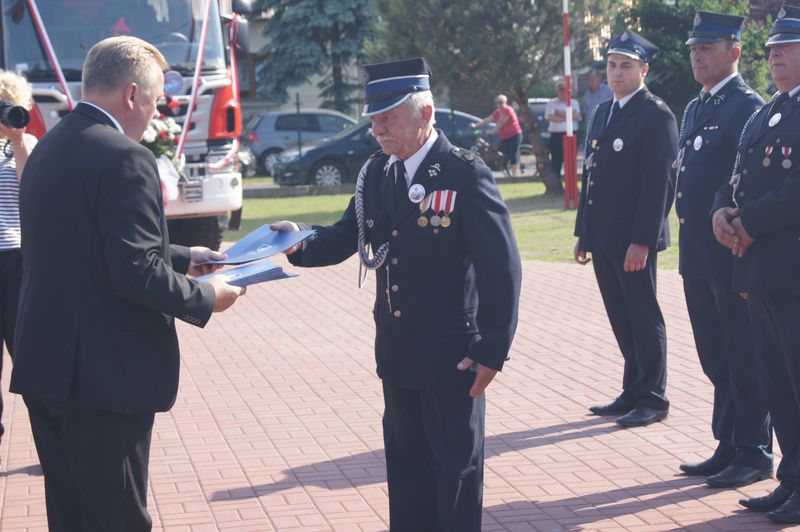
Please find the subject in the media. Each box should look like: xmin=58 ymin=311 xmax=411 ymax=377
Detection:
xmin=574 ymin=106 xmax=599 ymax=240
xmin=288 ymin=195 xmax=358 ymax=267
xmin=631 ymin=105 xmax=678 ymax=248
xmin=460 ymin=164 xmax=522 ymax=370
xmin=97 ymin=146 xmax=215 ymax=327
xmin=170 ymin=244 xmax=191 ymax=274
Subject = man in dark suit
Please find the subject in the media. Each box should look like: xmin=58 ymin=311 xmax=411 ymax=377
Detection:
xmin=574 ymin=29 xmax=678 ymax=428
xmin=712 ymin=5 xmax=800 ymax=523
xmin=675 ymin=11 xmax=772 ymax=489
xmin=11 ymin=37 xmax=244 ymax=531
xmin=272 ymin=58 xmax=521 ymax=532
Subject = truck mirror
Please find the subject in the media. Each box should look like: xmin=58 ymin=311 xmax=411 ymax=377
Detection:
xmin=232 ymin=18 xmax=250 ymax=59
xmin=232 ymin=0 xmax=253 ymax=14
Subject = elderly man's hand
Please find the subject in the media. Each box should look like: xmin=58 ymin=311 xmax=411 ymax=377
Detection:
xmin=188 ymin=246 xmax=227 ymax=276
xmin=623 ymin=243 xmax=649 ymax=272
xmin=457 ymin=357 xmax=498 ymax=398
xmin=730 ymin=216 xmax=755 ymax=258
xmin=270 ymin=221 xmax=302 ymax=254
xmin=573 ymin=239 xmax=591 ymax=265
xmin=712 ymin=207 xmax=740 ymax=249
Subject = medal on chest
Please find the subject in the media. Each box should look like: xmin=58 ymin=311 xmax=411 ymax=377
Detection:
xmin=417 ymin=194 xmax=432 ymax=227
xmin=782 ymin=147 xmax=793 ymax=169
xmin=763 ymin=146 xmax=773 ymax=167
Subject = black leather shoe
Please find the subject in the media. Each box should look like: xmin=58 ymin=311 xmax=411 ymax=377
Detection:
xmin=740 ymin=483 xmax=793 ymax=512
xmin=767 ymin=492 xmax=800 ymax=524
xmin=615 ymin=406 xmax=668 ymax=427
xmin=679 ymin=455 xmax=732 ymax=476
xmin=589 ymin=397 xmax=634 ymax=416
xmin=706 ymin=464 xmax=772 ymax=488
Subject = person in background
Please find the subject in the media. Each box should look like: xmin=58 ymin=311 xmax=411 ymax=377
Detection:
xmin=471 ymin=94 xmax=523 ymax=176
xmin=0 ymin=69 xmax=36 ymax=461
xmin=545 ymin=80 xmax=581 ymax=179
xmin=583 ymin=69 xmax=613 ymax=118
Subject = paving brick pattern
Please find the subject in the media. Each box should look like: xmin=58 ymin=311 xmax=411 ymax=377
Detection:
xmin=1 ymin=257 xmax=799 ymax=531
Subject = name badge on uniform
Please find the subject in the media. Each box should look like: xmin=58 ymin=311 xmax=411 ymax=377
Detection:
xmin=408 ymin=183 xmax=426 ymax=203
xmin=613 ymin=138 xmax=624 ymax=152
xmin=769 ymin=113 xmax=782 ymax=127
xmin=693 ymin=135 xmax=703 ymax=151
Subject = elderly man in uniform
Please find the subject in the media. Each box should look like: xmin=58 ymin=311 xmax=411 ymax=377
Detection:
xmin=675 ymin=12 xmax=772 ymax=489
xmin=574 ymin=29 xmax=678 ymax=428
xmin=712 ymin=5 xmax=800 ymax=524
xmin=271 ymin=58 xmax=522 ymax=532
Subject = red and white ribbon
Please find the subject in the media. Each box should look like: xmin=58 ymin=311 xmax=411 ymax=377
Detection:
xmin=444 ymin=190 xmax=457 ymax=215
xmin=782 ymin=147 xmax=792 ymax=158
xmin=765 ymin=146 xmax=774 ymax=156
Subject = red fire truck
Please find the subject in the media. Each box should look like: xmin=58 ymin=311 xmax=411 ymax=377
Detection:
xmin=0 ymin=0 xmax=251 ymax=249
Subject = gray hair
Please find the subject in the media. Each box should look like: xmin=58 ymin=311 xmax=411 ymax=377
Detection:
xmin=405 ymin=90 xmax=435 ymax=128
xmin=83 ymin=36 xmax=167 ymax=95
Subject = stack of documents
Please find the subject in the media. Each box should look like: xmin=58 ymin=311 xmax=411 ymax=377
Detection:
xmin=195 ymin=225 xmax=314 ymax=287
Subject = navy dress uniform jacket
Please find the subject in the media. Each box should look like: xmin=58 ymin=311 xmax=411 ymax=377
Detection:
xmin=289 ymin=131 xmax=522 ymax=391
xmin=712 ymin=91 xmax=800 ymax=295
xmin=677 ymin=76 xmax=764 ymax=280
xmin=575 ymin=88 xmax=678 ymax=254
xmin=11 ymin=103 xmax=216 ymax=415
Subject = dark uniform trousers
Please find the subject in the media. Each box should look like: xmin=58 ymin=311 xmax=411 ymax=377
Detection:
xmin=747 ymin=294 xmax=800 ymax=490
xmin=0 ymin=248 xmax=22 ymax=442
xmin=24 ymin=396 xmax=154 ymax=532
xmin=591 ymin=250 xmax=668 ymax=410
xmin=576 ymin=88 xmax=677 ymax=411
xmin=383 ymin=384 xmax=484 ymax=532
xmin=683 ymin=278 xmax=772 ymax=468
xmin=289 ymin=132 xmax=521 ymax=532
xmin=675 ymin=77 xmax=771 ymax=468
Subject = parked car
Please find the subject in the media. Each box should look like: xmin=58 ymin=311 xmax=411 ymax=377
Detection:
xmin=273 ymin=109 xmax=491 ymax=186
xmin=242 ymin=109 xmax=357 ymax=175
xmin=526 ymin=97 xmax=552 ymax=141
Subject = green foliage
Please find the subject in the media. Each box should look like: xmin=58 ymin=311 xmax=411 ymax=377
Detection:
xmin=255 ymin=0 xmax=375 ymax=114
xmin=618 ymin=0 xmax=772 ymax=117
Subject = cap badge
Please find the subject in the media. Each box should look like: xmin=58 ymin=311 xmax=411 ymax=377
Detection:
xmin=694 ymin=13 xmax=702 ymax=26
xmin=778 ymin=7 xmax=787 ymax=20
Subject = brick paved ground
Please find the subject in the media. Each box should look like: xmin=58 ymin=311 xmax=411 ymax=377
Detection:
xmin=1 ymin=257 xmax=799 ymax=531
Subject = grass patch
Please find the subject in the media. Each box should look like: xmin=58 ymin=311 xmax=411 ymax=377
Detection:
xmin=233 ymin=181 xmax=680 ymax=269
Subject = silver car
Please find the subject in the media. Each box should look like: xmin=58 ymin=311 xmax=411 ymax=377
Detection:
xmin=243 ymin=109 xmax=357 ymax=175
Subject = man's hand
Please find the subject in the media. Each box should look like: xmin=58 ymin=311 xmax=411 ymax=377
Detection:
xmin=730 ymin=216 xmax=755 ymax=258
xmin=188 ymin=246 xmax=227 ymax=276
xmin=457 ymin=357 xmax=498 ymax=398
xmin=573 ymin=240 xmax=590 ymax=265
xmin=208 ymin=275 xmax=245 ymax=312
xmin=623 ymin=243 xmax=649 ymax=272
xmin=270 ymin=220 xmax=302 ymax=254
xmin=712 ymin=207 xmax=740 ymax=249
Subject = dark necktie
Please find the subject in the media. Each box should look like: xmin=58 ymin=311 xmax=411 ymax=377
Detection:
xmin=768 ymin=92 xmax=790 ymax=118
xmin=393 ymin=160 xmax=407 ymax=209
xmin=606 ymin=101 xmax=620 ymax=127
xmin=694 ymin=92 xmax=710 ymax=119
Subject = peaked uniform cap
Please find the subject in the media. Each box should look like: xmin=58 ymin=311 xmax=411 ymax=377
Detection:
xmin=607 ymin=29 xmax=660 ymax=64
xmin=685 ymin=11 xmax=744 ymax=45
xmin=361 ymin=57 xmax=432 ymax=117
xmin=767 ymin=5 xmax=800 ymax=46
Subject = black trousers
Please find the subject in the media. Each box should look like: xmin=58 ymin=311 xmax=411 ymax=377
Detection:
xmin=683 ymin=277 xmax=772 ymax=469
xmin=592 ymin=251 xmax=669 ymax=410
xmin=24 ymin=396 xmax=155 ymax=532
xmin=0 ymin=248 xmax=22 ymax=442
xmin=549 ymin=132 xmax=565 ymax=176
xmin=382 ymin=383 xmax=485 ymax=532
xmin=747 ymin=293 xmax=800 ymax=490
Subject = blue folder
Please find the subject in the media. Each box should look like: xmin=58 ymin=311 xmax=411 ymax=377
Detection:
xmin=208 ymin=225 xmax=314 ymax=265
xmin=195 ymin=261 xmax=297 ymax=288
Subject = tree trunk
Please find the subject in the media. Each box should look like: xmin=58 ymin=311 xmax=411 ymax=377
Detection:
xmin=512 ymin=93 xmax=562 ymax=195
xmin=331 ymin=53 xmax=345 ymax=112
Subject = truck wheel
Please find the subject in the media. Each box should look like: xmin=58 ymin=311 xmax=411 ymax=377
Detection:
xmin=167 ymin=217 xmax=223 ymax=251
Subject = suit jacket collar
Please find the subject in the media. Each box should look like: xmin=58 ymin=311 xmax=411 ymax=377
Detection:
xmin=744 ymin=90 xmax=799 ymax=149
xmin=73 ymin=101 xmax=123 ymax=132
xmin=600 ymin=87 xmax=649 ymax=140
xmin=685 ymin=75 xmax=744 ymax=140
xmin=390 ymin=130 xmax=452 ymax=227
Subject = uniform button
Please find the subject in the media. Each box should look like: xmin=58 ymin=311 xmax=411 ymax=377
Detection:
xmin=465 ymin=321 xmax=471 ymax=327
xmin=739 ymin=191 xmax=745 ymax=198
xmin=686 ymin=140 xmax=691 ymax=146
xmin=748 ymin=148 xmax=754 ymax=154
xmin=433 ymin=228 xmax=440 ymax=234
xmin=589 ymin=180 xmax=594 ymax=186
xmin=680 ymin=166 xmax=686 ymax=172
xmin=588 ymin=199 xmax=593 ymax=205
xmin=391 ymin=285 xmax=399 ymax=292
xmin=393 ymin=310 xmax=402 ymax=318
xmin=391 ymin=230 xmax=399 ymax=237
xmin=677 ymin=192 xmax=683 ymax=199
xmin=592 ymin=163 xmax=597 ymax=168
xmin=391 ymin=258 xmax=398 ymax=265
xmin=679 ymin=218 xmax=686 ymax=224
xmin=743 ymin=169 xmax=749 ymax=175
